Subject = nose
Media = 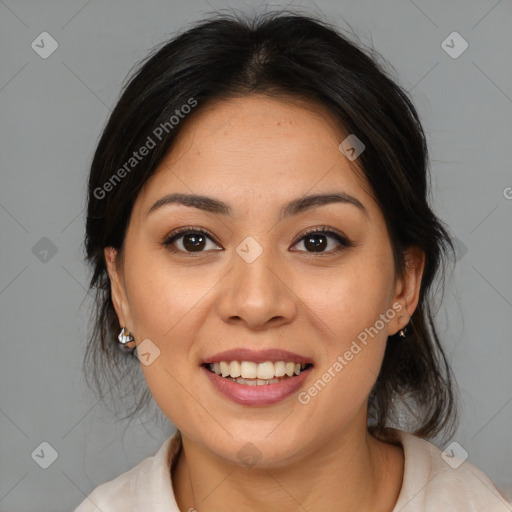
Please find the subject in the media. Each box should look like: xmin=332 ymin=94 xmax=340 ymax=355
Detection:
xmin=216 ymin=240 xmax=297 ymax=330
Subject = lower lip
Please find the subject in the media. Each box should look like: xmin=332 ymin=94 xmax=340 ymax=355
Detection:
xmin=202 ymin=365 xmax=313 ymax=406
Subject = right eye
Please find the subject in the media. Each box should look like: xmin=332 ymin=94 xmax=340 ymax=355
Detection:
xmin=162 ymin=227 xmax=222 ymax=254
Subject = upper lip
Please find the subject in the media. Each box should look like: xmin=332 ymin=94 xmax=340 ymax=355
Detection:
xmin=201 ymin=348 xmax=314 ymax=365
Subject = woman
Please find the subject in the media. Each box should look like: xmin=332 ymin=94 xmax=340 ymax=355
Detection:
xmin=74 ymin=10 xmax=511 ymax=512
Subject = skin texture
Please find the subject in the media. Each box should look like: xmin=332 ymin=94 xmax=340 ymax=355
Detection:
xmin=105 ymin=94 xmax=425 ymax=511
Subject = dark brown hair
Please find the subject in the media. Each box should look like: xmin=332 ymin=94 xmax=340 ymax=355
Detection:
xmin=83 ymin=9 xmax=459 ymax=442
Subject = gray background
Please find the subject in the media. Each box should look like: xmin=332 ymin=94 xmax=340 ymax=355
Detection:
xmin=1 ymin=0 xmax=511 ymax=510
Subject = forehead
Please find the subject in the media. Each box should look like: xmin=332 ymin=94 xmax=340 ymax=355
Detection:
xmin=165 ymin=94 xmax=347 ymax=164
xmin=135 ymin=94 xmax=375 ymax=216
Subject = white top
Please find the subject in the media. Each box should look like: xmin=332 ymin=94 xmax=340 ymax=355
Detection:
xmin=74 ymin=428 xmax=512 ymax=512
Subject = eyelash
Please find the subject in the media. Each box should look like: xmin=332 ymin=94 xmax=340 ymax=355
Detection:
xmin=162 ymin=225 xmax=354 ymax=256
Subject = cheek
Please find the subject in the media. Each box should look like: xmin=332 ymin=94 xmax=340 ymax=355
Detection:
xmin=122 ymin=246 xmax=219 ymax=400
xmin=124 ymin=246 xmax=210 ymax=339
xmin=305 ymin=249 xmax=394 ymax=343
xmin=122 ymin=253 xmax=203 ymax=424
xmin=298 ymin=245 xmax=394 ymax=402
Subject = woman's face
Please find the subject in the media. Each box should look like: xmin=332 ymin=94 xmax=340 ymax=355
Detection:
xmin=106 ymin=94 xmax=422 ymax=466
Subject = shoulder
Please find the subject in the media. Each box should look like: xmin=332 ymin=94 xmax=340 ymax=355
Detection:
xmin=73 ymin=432 xmax=181 ymax=512
xmin=385 ymin=428 xmax=512 ymax=512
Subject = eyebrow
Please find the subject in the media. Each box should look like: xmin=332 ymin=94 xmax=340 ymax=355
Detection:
xmin=147 ymin=191 xmax=368 ymax=220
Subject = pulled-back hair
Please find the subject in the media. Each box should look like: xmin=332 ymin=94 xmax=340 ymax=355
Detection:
xmin=84 ymin=9 xmax=459 ymax=442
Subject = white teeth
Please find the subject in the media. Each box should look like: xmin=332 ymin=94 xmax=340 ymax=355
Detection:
xmin=257 ymin=362 xmax=275 ymax=380
xmin=285 ymin=362 xmax=295 ymax=377
xmin=229 ymin=361 xmax=241 ymax=378
xmin=207 ymin=360 xmax=309 ymax=380
xmin=274 ymin=361 xmax=286 ymax=377
xmin=220 ymin=361 xmax=230 ymax=377
xmin=224 ymin=376 xmax=282 ymax=385
xmin=240 ymin=361 xmax=257 ymax=379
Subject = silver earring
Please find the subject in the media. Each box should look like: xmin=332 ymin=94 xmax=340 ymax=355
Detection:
xmin=117 ymin=327 xmax=136 ymax=352
xmin=398 ymin=325 xmax=409 ymax=338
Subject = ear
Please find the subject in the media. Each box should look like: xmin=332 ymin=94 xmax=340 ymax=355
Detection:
xmin=104 ymin=247 xmax=133 ymax=332
xmin=388 ymin=246 xmax=425 ymax=336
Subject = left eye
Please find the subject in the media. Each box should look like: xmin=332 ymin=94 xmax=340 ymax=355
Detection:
xmin=292 ymin=229 xmax=352 ymax=254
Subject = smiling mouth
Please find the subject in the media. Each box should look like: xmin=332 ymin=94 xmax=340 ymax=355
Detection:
xmin=202 ymin=361 xmax=314 ymax=386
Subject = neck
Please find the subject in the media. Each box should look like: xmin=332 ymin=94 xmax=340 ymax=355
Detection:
xmin=172 ymin=418 xmax=404 ymax=512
